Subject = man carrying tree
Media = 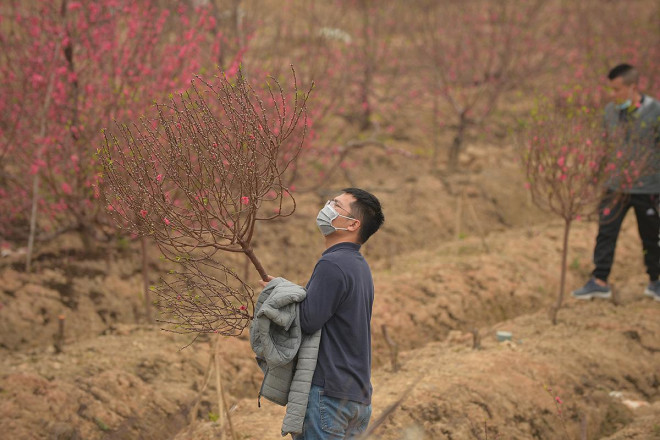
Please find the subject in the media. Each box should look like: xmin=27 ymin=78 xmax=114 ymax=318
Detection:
xmin=260 ymin=188 xmax=385 ymax=439
xmin=572 ymin=64 xmax=660 ymax=302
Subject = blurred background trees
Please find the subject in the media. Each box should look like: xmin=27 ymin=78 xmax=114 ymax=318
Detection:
xmin=1 ymin=0 xmax=659 ymax=256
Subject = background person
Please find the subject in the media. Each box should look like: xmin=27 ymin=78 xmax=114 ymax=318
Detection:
xmin=572 ymin=64 xmax=660 ymax=301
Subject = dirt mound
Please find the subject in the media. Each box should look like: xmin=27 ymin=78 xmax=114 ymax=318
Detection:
xmin=176 ymin=295 xmax=660 ymax=440
xmin=367 ymin=299 xmax=660 ymax=440
xmin=0 ymin=324 xmax=261 ymax=439
xmin=368 ymin=212 xmax=652 ymax=366
xmin=2 ymin=213 xmax=659 ymax=439
xmin=0 ymin=248 xmax=149 ymax=352
xmin=0 ymin=148 xmax=534 ymax=354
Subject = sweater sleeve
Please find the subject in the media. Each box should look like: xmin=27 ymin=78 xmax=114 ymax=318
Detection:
xmin=299 ymin=259 xmax=346 ymax=334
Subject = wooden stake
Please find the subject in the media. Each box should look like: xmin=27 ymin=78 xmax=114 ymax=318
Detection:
xmin=381 ymin=325 xmax=399 ymax=372
xmin=455 ymin=190 xmax=464 ymax=240
xmin=214 ymin=335 xmax=237 ymax=440
xmin=465 ymin=196 xmax=490 ymax=253
xmin=54 ymin=314 xmax=65 ymax=354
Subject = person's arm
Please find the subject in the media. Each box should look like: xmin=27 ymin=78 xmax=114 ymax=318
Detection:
xmin=299 ymin=260 xmax=346 ymax=334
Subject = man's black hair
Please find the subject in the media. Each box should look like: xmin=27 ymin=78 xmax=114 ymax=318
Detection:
xmin=608 ymin=63 xmax=638 ymax=83
xmin=342 ymin=187 xmax=384 ymax=244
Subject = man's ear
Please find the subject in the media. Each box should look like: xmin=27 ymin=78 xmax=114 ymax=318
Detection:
xmin=348 ymin=219 xmax=360 ymax=232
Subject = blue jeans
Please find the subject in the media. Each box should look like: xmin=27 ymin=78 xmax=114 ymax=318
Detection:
xmin=293 ymin=384 xmax=372 ymax=440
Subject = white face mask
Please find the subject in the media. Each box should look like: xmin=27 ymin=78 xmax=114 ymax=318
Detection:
xmin=316 ymin=201 xmax=356 ymax=236
xmin=617 ymin=99 xmax=632 ymax=110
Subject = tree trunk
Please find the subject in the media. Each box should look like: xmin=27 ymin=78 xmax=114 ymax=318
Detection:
xmin=550 ymin=219 xmax=571 ymax=325
xmin=232 ymin=0 xmax=245 ymax=78
xmin=141 ymin=236 xmax=152 ymax=323
xmin=431 ymin=85 xmax=441 ymax=171
xmin=26 ymin=43 xmax=61 ymax=272
xmin=359 ymin=0 xmax=372 ymax=131
xmin=448 ymin=113 xmax=467 ymax=170
xmin=243 ymin=246 xmax=269 ymax=282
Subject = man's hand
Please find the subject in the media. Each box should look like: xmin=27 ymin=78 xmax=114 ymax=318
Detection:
xmin=258 ymin=275 xmax=275 ymax=288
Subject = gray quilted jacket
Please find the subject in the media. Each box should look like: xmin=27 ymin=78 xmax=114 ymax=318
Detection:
xmin=250 ymin=277 xmax=322 ymax=436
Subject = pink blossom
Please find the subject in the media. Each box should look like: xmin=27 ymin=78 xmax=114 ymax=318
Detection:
xmin=156 ymin=174 xmax=163 ymax=182
xmin=557 ymin=156 xmax=565 ymax=167
xmin=555 ymin=396 xmax=563 ymax=404
xmin=140 ymin=209 xmax=147 ymax=218
xmin=61 ymin=182 xmax=73 ymax=195
xmin=603 ymin=208 xmax=611 ymax=216
xmin=239 ymin=305 xmax=247 ymax=311
xmin=30 ymin=73 xmax=45 ymax=86
xmin=164 ymin=217 xmax=170 ymax=225
xmin=226 ymin=62 xmax=239 ymax=78
xmin=240 ymin=196 xmax=250 ymax=205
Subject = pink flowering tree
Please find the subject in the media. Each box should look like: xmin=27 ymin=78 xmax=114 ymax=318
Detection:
xmin=100 ymin=69 xmax=312 ymax=336
xmin=551 ymin=0 xmax=660 ymax=112
xmin=0 ymin=0 xmax=232 ymax=269
xmin=409 ymin=0 xmax=564 ymax=169
xmin=247 ymin=0 xmax=413 ymax=188
xmin=522 ymin=101 xmax=647 ymax=324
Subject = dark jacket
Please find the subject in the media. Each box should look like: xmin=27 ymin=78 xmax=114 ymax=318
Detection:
xmin=604 ymin=95 xmax=660 ymax=194
xmin=300 ymin=242 xmax=375 ymax=405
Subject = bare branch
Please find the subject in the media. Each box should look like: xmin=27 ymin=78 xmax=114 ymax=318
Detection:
xmin=100 ymin=68 xmax=312 ymax=336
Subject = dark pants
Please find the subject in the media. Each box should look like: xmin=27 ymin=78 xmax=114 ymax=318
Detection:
xmin=593 ymin=192 xmax=660 ymax=282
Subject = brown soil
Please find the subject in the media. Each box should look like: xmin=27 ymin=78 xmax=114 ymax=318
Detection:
xmin=1 ymin=144 xmax=659 ymax=439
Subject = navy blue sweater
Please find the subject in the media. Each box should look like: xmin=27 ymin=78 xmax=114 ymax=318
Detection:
xmin=300 ymin=242 xmax=374 ymax=405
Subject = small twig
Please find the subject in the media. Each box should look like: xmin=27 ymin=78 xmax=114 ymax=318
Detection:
xmin=188 ymin=343 xmax=215 ymax=425
xmin=465 ymin=196 xmax=490 ymax=253
xmin=140 ymin=236 xmax=152 ymax=323
xmin=357 ymin=376 xmax=422 ymax=440
xmin=54 ymin=314 xmax=65 ymax=354
xmin=580 ymin=412 xmax=587 ymax=440
xmin=381 ymin=325 xmax=399 ymax=372
xmin=455 ymin=189 xmax=464 ymax=240
xmin=471 ymin=328 xmax=481 ymax=350
xmin=610 ymin=284 xmax=621 ymax=306
xmin=214 ymin=338 xmax=225 ymax=440
xmin=214 ymin=335 xmax=237 ymax=440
